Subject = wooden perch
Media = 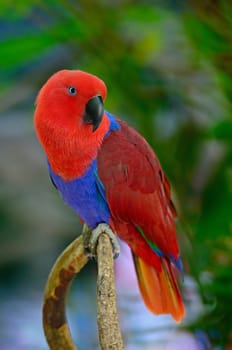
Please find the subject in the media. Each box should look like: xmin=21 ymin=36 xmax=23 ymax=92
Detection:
xmin=42 ymin=227 xmax=124 ymax=350
xmin=43 ymin=235 xmax=88 ymax=350
xmin=97 ymin=232 xmax=124 ymax=350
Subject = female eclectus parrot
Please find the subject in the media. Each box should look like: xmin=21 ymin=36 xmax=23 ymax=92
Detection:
xmin=34 ymin=70 xmax=185 ymax=322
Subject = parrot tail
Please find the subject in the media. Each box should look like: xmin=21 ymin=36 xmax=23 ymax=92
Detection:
xmin=133 ymin=255 xmax=185 ymax=322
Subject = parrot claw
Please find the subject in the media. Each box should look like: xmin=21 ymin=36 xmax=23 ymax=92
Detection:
xmin=83 ymin=223 xmax=120 ymax=259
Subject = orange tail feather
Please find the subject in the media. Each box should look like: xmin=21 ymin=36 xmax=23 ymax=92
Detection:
xmin=133 ymin=255 xmax=185 ymax=323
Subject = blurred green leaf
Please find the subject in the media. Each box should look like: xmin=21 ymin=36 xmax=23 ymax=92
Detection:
xmin=210 ymin=119 xmax=232 ymax=141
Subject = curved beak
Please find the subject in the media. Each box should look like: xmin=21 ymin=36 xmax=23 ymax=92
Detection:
xmin=83 ymin=95 xmax=104 ymax=132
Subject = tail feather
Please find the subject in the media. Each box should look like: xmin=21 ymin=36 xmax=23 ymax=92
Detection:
xmin=133 ymin=255 xmax=185 ymax=323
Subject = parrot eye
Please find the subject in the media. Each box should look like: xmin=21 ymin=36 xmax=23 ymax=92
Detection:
xmin=67 ymin=86 xmax=77 ymax=96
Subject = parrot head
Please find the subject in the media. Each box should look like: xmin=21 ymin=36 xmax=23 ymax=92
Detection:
xmin=35 ymin=69 xmax=108 ymax=132
xmin=34 ymin=70 xmax=110 ymax=179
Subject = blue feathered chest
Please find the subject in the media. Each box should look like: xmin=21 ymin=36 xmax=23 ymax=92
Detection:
xmin=48 ymin=159 xmax=110 ymax=228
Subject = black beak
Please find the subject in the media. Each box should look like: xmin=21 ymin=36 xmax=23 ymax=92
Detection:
xmin=83 ymin=95 xmax=104 ymax=132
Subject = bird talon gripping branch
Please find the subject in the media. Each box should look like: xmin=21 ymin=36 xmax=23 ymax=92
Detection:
xmin=91 ymin=223 xmax=120 ymax=259
xmin=82 ymin=223 xmax=120 ymax=259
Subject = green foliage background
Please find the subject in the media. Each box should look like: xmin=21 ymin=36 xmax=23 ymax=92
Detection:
xmin=0 ymin=0 xmax=231 ymax=348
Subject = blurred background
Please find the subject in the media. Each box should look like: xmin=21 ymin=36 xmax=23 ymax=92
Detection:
xmin=0 ymin=1 xmax=231 ymax=349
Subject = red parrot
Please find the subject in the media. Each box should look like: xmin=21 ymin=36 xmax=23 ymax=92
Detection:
xmin=34 ymin=69 xmax=185 ymax=322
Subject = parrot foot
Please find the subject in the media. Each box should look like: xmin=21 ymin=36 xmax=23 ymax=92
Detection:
xmin=83 ymin=223 xmax=120 ymax=259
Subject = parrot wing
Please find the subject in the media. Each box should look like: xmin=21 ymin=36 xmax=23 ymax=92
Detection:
xmin=98 ymin=118 xmax=179 ymax=261
xmin=97 ymin=118 xmax=185 ymax=322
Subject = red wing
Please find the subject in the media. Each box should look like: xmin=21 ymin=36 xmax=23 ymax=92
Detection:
xmin=97 ymin=119 xmax=179 ymax=260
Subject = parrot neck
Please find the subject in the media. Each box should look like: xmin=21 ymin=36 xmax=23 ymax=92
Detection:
xmin=40 ymin=111 xmax=120 ymax=180
xmin=42 ymin=112 xmax=111 ymax=180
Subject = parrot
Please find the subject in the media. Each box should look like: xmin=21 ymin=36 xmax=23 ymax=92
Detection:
xmin=34 ymin=69 xmax=185 ymax=322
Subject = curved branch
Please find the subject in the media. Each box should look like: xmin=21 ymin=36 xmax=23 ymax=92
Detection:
xmin=43 ymin=235 xmax=88 ymax=350
xmin=42 ymin=226 xmax=124 ymax=349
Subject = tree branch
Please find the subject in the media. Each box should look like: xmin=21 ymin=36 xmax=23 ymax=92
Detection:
xmin=43 ymin=235 xmax=88 ymax=350
xmin=42 ymin=226 xmax=124 ymax=349
xmin=97 ymin=232 xmax=124 ymax=350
